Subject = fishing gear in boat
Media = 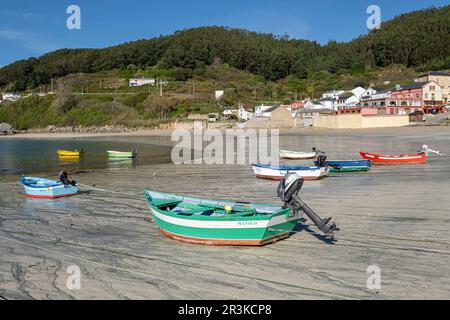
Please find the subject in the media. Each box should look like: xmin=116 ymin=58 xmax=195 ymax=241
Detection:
xmin=277 ymin=172 xmax=339 ymax=238
xmin=59 ymin=171 xmax=77 ymax=186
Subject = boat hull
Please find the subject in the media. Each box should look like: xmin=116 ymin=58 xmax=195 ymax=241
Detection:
xmin=144 ymin=190 xmax=301 ymax=246
xmin=107 ymin=151 xmax=136 ymax=159
xmin=279 ymin=150 xmax=317 ymax=160
xmin=252 ymin=164 xmax=328 ymax=181
xmin=325 ymin=160 xmax=372 ymax=173
xmin=57 ymin=150 xmax=82 ymax=157
xmin=360 ymin=151 xmax=426 ymax=164
xmin=20 ymin=177 xmax=78 ymax=199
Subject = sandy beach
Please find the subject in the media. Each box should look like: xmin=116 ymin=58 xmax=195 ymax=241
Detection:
xmin=0 ymin=126 xmax=449 ymax=300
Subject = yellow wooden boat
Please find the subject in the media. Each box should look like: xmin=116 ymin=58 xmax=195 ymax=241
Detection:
xmin=57 ymin=149 xmax=84 ymax=157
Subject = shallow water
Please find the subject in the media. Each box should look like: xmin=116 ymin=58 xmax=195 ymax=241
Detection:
xmin=0 ymin=136 xmax=174 ymax=175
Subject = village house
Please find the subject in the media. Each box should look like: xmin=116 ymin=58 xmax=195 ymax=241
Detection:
xmin=128 ymin=77 xmax=156 ymax=87
xmin=360 ymin=87 xmax=378 ymax=99
xmin=359 ymin=89 xmax=390 ymax=115
xmin=351 ymin=87 xmax=367 ymax=99
xmin=304 ymin=100 xmax=324 ymax=110
xmin=290 ymin=101 xmax=304 ymax=110
xmin=270 ymin=106 xmax=292 ymax=121
xmin=322 ymin=90 xmax=344 ymax=99
xmin=388 ymin=81 xmax=444 ymax=115
xmin=336 ymin=94 xmax=359 ymax=110
xmin=1 ymin=93 xmax=21 ymax=102
xmin=222 ymin=107 xmax=238 ymax=117
xmin=237 ymin=106 xmax=253 ymax=121
xmin=415 ymin=71 xmax=450 ymax=103
xmin=255 ymin=105 xmax=277 ymax=117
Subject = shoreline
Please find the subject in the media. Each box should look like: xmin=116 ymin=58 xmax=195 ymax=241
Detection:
xmin=1 ymin=125 xmax=448 ymax=140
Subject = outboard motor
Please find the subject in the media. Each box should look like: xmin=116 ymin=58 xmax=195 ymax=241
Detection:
xmin=421 ymin=145 xmax=443 ymax=156
xmin=277 ymin=172 xmax=338 ymax=237
xmin=313 ymin=148 xmax=328 ymax=168
xmin=315 ymin=154 xmax=328 ymax=168
xmin=59 ymin=171 xmax=77 ymax=186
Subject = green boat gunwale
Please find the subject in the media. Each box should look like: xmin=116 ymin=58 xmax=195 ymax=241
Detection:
xmin=144 ymin=189 xmax=293 ymax=222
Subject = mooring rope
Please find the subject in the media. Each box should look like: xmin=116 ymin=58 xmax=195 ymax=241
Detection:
xmin=77 ymin=183 xmax=140 ymax=197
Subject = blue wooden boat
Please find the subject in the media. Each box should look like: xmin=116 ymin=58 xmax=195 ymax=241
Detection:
xmin=316 ymin=160 xmax=372 ymax=173
xmin=19 ymin=177 xmax=78 ymax=199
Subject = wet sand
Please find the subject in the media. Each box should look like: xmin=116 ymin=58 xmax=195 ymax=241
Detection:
xmin=0 ymin=126 xmax=449 ymax=300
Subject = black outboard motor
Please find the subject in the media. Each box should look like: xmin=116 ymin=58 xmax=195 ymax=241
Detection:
xmin=277 ymin=172 xmax=338 ymax=237
xmin=313 ymin=147 xmax=328 ymax=168
xmin=59 ymin=171 xmax=77 ymax=186
xmin=315 ymin=154 xmax=328 ymax=168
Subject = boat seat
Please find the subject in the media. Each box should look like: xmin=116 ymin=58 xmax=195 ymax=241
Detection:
xmin=175 ymin=208 xmax=213 ymax=216
xmin=153 ymin=199 xmax=182 ymax=210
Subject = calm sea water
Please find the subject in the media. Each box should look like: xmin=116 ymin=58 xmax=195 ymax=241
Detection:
xmin=0 ymin=136 xmax=174 ymax=175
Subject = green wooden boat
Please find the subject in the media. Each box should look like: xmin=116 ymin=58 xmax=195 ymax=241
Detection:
xmin=107 ymin=150 xmax=137 ymax=159
xmin=144 ymin=189 xmax=302 ymax=246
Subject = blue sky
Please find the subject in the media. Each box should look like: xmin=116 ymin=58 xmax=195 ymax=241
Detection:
xmin=0 ymin=0 xmax=448 ymax=67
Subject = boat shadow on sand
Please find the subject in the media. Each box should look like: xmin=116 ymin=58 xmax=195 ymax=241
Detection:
xmin=292 ymin=218 xmax=337 ymax=244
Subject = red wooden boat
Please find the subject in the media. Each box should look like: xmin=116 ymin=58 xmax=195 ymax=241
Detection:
xmin=360 ymin=151 xmax=427 ymax=164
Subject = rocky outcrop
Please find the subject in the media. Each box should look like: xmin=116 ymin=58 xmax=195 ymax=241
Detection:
xmin=0 ymin=123 xmax=13 ymax=135
xmin=22 ymin=125 xmax=136 ymax=134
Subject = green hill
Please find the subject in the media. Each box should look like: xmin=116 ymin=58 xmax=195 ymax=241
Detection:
xmin=0 ymin=5 xmax=449 ymax=130
xmin=1 ymin=5 xmax=449 ymax=91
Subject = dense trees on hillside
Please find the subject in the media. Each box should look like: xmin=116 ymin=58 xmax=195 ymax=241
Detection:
xmin=0 ymin=6 xmax=449 ymax=91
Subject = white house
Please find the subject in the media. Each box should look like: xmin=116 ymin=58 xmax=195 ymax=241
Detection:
xmin=129 ymin=77 xmax=156 ymax=87
xmin=304 ymin=100 xmax=326 ymax=110
xmin=317 ymin=98 xmax=339 ymax=111
xmin=222 ymin=107 xmax=238 ymax=117
xmin=361 ymin=87 xmax=378 ymax=99
xmin=2 ymin=93 xmax=21 ymax=102
xmin=215 ymin=90 xmax=225 ymax=100
xmin=322 ymin=90 xmax=344 ymax=99
xmin=337 ymin=95 xmax=360 ymax=109
xmin=255 ymin=105 xmax=277 ymax=117
xmin=351 ymin=87 xmax=367 ymax=99
xmin=238 ymin=106 xmax=253 ymax=121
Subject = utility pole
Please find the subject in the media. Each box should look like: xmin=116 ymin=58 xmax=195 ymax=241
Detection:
xmin=50 ymin=78 xmax=54 ymax=93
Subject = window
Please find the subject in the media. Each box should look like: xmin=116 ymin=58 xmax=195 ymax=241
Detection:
xmin=390 ymin=101 xmax=396 ymax=106
xmin=416 ymin=94 xmax=420 ymax=99
xmin=425 ymin=93 xmax=428 ymax=99
xmin=430 ymin=86 xmax=435 ymax=91
xmin=401 ymin=101 xmax=407 ymax=106
xmin=381 ymin=102 xmax=386 ymax=106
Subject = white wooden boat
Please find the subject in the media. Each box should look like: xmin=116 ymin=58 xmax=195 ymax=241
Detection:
xmin=279 ymin=150 xmax=317 ymax=160
xmin=252 ymin=164 xmax=329 ymax=181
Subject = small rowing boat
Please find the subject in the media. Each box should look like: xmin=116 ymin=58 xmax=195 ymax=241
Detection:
xmin=251 ymin=164 xmax=328 ymax=181
xmin=57 ymin=149 xmax=84 ymax=157
xmin=144 ymin=190 xmax=301 ymax=246
xmin=107 ymin=150 xmax=137 ymax=159
xmin=279 ymin=149 xmax=317 ymax=160
xmin=144 ymin=173 xmax=338 ymax=246
xmin=319 ymin=160 xmax=372 ymax=173
xmin=360 ymin=151 xmax=427 ymax=164
xmin=19 ymin=176 xmax=78 ymax=199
